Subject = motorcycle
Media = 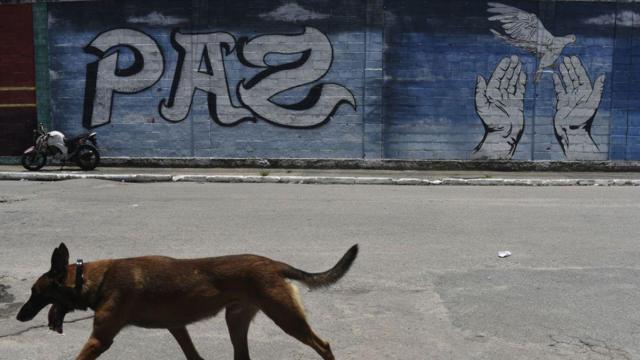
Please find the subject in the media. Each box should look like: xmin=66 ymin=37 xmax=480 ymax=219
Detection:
xmin=22 ymin=123 xmax=100 ymax=171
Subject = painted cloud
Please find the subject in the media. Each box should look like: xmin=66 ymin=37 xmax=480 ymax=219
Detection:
xmin=128 ymin=11 xmax=187 ymax=26
xmin=259 ymin=3 xmax=329 ymax=22
xmin=48 ymin=14 xmax=57 ymax=27
xmin=584 ymin=11 xmax=639 ymax=27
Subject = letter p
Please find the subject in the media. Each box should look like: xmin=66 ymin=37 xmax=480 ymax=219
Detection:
xmin=83 ymin=29 xmax=164 ymax=129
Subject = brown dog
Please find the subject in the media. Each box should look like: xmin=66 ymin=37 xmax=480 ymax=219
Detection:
xmin=16 ymin=243 xmax=358 ymax=360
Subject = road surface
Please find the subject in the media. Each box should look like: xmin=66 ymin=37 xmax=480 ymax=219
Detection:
xmin=0 ymin=180 xmax=638 ymax=359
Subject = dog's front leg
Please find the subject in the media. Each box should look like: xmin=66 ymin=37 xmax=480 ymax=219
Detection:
xmin=76 ymin=334 xmax=114 ymax=360
xmin=76 ymin=301 xmax=125 ymax=360
xmin=169 ymin=327 xmax=204 ymax=360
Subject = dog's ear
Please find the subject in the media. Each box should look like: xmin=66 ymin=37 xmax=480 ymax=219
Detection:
xmin=50 ymin=243 xmax=69 ymax=277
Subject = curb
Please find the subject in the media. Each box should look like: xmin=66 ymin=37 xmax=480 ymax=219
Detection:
xmin=96 ymin=157 xmax=640 ymax=172
xmin=1 ymin=172 xmax=640 ymax=186
xmin=7 ymin=157 xmax=640 ymax=172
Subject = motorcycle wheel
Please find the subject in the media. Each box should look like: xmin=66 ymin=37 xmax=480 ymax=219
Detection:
xmin=76 ymin=145 xmax=100 ymax=171
xmin=21 ymin=150 xmax=47 ymax=171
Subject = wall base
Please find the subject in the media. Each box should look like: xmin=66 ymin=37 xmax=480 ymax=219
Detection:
xmin=95 ymin=157 xmax=640 ymax=172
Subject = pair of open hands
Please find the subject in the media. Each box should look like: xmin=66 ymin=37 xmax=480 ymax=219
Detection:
xmin=473 ymin=55 xmax=605 ymax=159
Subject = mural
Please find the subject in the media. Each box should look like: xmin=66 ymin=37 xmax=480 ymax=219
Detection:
xmin=472 ymin=3 xmax=606 ymax=160
xmin=488 ymin=2 xmax=576 ymax=83
xmin=234 ymin=27 xmax=356 ymax=128
xmin=46 ymin=0 xmax=366 ymax=158
xmin=83 ymin=27 xmax=356 ymax=129
xmin=382 ymin=0 xmax=622 ymax=161
xmin=552 ymin=56 xmax=605 ymax=160
xmin=83 ymin=29 xmax=165 ymax=129
xmin=37 ymin=0 xmax=640 ymax=160
xmin=472 ymin=55 xmax=526 ymax=160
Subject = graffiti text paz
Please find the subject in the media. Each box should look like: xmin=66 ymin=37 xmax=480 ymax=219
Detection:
xmin=83 ymin=27 xmax=356 ymax=129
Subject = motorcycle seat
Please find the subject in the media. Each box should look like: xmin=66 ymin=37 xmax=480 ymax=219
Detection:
xmin=64 ymin=132 xmax=95 ymax=145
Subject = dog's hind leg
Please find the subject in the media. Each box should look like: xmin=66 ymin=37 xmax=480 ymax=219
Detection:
xmin=259 ymin=283 xmax=335 ymax=360
xmin=169 ymin=327 xmax=204 ymax=360
xmin=225 ymin=303 xmax=259 ymax=360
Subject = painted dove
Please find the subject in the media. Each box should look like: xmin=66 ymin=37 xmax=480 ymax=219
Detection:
xmin=488 ymin=2 xmax=576 ymax=82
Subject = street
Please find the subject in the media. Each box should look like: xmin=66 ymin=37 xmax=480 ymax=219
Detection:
xmin=0 ymin=180 xmax=639 ymax=359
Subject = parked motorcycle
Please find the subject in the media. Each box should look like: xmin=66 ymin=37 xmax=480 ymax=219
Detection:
xmin=22 ymin=123 xmax=100 ymax=171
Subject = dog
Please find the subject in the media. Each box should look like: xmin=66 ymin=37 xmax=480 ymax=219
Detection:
xmin=16 ymin=243 xmax=358 ymax=360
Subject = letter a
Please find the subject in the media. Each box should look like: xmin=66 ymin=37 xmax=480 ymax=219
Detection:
xmin=159 ymin=30 xmax=252 ymax=124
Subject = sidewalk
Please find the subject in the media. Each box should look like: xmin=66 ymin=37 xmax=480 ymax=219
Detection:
xmin=2 ymin=165 xmax=640 ymax=186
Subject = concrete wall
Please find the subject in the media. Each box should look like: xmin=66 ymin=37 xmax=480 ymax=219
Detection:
xmin=17 ymin=0 xmax=640 ymax=160
xmin=47 ymin=0 xmax=365 ymax=158
xmin=385 ymin=0 xmax=640 ymax=161
xmin=0 ymin=4 xmax=36 ymax=156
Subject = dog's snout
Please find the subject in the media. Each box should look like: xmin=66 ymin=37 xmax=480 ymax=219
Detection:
xmin=16 ymin=306 xmax=33 ymax=322
xmin=16 ymin=299 xmax=46 ymax=322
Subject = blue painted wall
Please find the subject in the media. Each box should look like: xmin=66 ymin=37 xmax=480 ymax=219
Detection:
xmin=43 ymin=0 xmax=640 ymax=160
xmin=48 ymin=0 xmax=366 ymax=158
xmin=384 ymin=0 xmax=616 ymax=160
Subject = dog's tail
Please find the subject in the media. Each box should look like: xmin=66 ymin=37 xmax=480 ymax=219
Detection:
xmin=282 ymin=244 xmax=359 ymax=289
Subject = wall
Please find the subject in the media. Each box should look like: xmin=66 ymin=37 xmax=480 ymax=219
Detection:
xmin=0 ymin=4 xmax=36 ymax=156
xmin=383 ymin=1 xmax=622 ymax=161
xmin=6 ymin=0 xmax=640 ymax=161
xmin=47 ymin=0 xmax=365 ymax=158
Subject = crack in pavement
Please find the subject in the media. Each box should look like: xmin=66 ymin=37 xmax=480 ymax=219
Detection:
xmin=0 ymin=316 xmax=94 ymax=339
xmin=548 ymin=335 xmax=631 ymax=360
xmin=0 ymin=196 xmax=27 ymax=204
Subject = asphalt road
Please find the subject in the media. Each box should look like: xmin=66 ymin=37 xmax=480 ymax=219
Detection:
xmin=0 ymin=180 xmax=639 ymax=359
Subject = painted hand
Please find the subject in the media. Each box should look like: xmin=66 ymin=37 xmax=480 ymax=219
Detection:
xmin=553 ymin=56 xmax=605 ymax=159
xmin=472 ymin=55 xmax=527 ymax=160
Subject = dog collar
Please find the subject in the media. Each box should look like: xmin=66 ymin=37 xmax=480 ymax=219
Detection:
xmin=75 ymin=259 xmax=84 ymax=295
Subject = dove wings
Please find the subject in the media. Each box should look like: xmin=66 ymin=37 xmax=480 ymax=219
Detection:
xmin=487 ymin=2 xmax=554 ymax=55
